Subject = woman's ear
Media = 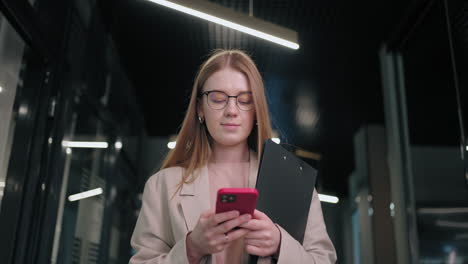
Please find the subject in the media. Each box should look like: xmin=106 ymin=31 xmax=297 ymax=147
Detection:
xmin=197 ymin=99 xmax=204 ymax=120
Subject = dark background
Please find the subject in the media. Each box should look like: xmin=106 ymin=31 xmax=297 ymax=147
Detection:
xmin=98 ymin=0 xmax=414 ymax=198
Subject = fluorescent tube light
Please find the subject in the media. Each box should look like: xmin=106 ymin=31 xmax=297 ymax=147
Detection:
xmin=68 ymin=187 xmax=103 ymax=202
xmin=418 ymin=207 xmax=468 ymax=214
xmin=436 ymin=220 xmax=468 ymax=229
xmin=271 ymin=138 xmax=281 ymax=144
xmin=0 ymin=181 xmax=5 ymax=187
xmin=146 ymin=0 xmax=299 ymax=49
xmin=62 ymin=141 xmax=108 ymax=149
xmin=318 ymin=193 xmax=339 ymax=204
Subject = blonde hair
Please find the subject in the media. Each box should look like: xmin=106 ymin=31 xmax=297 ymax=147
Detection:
xmin=161 ymin=49 xmax=272 ymax=193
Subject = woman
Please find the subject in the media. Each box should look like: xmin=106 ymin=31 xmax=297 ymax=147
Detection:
xmin=130 ymin=49 xmax=337 ymax=263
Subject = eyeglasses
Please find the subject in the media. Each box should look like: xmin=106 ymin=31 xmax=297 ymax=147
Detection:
xmin=200 ymin=90 xmax=254 ymax=111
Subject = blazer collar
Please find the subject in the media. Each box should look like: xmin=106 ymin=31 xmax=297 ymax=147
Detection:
xmin=179 ymin=149 xmax=259 ymax=231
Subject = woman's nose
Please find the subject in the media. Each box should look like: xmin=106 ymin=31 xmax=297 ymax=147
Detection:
xmin=224 ymin=98 xmax=239 ymax=115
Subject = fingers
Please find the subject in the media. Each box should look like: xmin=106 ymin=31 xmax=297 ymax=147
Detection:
xmin=253 ymin=209 xmax=268 ymax=220
xmin=239 ymin=219 xmax=266 ymax=230
xmin=245 ymin=244 xmax=270 ymax=257
xmin=245 ymin=237 xmax=276 ymax=248
xmin=244 ymin=230 xmax=266 ymax=239
xmin=244 ymin=238 xmax=264 ymax=247
xmin=244 ymin=229 xmax=277 ymax=244
xmin=210 ymin=210 xmax=240 ymax=226
xmin=225 ymin=227 xmax=250 ymax=241
xmin=213 ymin=214 xmax=251 ymax=234
xmin=201 ymin=208 xmax=215 ymax=217
xmin=211 ymin=228 xmax=249 ymax=252
xmin=207 ymin=234 xmax=230 ymax=253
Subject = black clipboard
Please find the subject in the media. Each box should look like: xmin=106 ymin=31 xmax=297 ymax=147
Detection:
xmin=249 ymin=139 xmax=317 ymax=262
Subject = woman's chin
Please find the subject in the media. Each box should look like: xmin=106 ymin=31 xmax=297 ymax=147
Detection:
xmin=213 ymin=136 xmax=248 ymax=148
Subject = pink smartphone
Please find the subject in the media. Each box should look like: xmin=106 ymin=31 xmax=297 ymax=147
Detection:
xmin=215 ymin=188 xmax=259 ymax=216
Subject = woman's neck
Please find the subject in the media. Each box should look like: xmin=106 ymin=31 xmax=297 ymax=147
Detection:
xmin=210 ymin=142 xmax=249 ymax=163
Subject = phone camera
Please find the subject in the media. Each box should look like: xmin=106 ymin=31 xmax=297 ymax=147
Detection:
xmin=220 ymin=194 xmax=236 ymax=203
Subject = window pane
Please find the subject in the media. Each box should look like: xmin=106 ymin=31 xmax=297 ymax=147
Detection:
xmin=0 ymin=13 xmax=27 ymax=211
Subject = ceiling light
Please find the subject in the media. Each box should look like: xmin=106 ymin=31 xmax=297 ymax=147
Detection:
xmin=68 ymin=187 xmax=103 ymax=202
xmin=0 ymin=181 xmax=5 ymax=188
xmin=0 ymin=86 xmax=3 ymax=93
xmin=167 ymin=141 xmax=176 ymax=149
xmin=436 ymin=220 xmax=468 ymax=229
xmin=318 ymin=193 xmax=339 ymax=204
xmin=271 ymin=138 xmax=280 ymax=144
xmin=418 ymin=207 xmax=468 ymax=214
xmin=146 ymin=0 xmax=299 ymax=49
xmin=62 ymin=141 xmax=109 ymax=148
xmin=115 ymin=141 xmax=123 ymax=149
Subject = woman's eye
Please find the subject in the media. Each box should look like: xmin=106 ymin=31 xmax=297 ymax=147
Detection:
xmin=208 ymin=93 xmax=225 ymax=102
xmin=238 ymin=95 xmax=252 ymax=104
xmin=211 ymin=97 xmax=226 ymax=103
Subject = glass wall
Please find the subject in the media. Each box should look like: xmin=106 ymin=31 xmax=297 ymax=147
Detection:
xmin=0 ymin=11 xmax=27 ymax=210
xmin=47 ymin=3 xmax=143 ymax=262
xmin=0 ymin=1 xmax=144 ymax=263
xmin=381 ymin=0 xmax=468 ymax=263
xmin=400 ymin=1 xmax=468 ymax=262
xmin=52 ymin=104 xmax=110 ymax=264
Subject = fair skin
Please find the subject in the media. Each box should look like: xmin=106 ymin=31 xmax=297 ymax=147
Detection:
xmin=186 ymin=67 xmax=281 ymax=263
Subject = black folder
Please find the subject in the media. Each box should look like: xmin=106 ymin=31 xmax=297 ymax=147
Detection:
xmin=255 ymin=139 xmax=317 ymax=242
xmin=249 ymin=140 xmax=317 ymax=262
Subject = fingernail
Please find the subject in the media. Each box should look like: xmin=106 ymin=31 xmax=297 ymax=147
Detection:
xmin=243 ymin=214 xmax=251 ymax=221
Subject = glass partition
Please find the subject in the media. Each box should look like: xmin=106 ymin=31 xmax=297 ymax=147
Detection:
xmin=398 ymin=0 xmax=468 ymax=262
xmin=0 ymin=10 xmax=28 ymax=211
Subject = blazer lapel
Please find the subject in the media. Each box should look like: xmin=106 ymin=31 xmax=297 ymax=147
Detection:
xmin=179 ymin=165 xmax=211 ymax=232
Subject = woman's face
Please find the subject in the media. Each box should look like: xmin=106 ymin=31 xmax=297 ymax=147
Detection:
xmin=198 ymin=68 xmax=256 ymax=148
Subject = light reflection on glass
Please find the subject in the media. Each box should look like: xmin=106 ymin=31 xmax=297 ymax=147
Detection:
xmin=18 ymin=104 xmax=28 ymax=115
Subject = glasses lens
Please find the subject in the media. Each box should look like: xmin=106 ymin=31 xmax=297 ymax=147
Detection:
xmin=237 ymin=93 xmax=253 ymax=110
xmin=207 ymin=91 xmax=227 ymax=110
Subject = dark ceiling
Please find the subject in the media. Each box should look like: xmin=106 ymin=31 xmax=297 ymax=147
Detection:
xmin=99 ymin=0 xmax=410 ymax=198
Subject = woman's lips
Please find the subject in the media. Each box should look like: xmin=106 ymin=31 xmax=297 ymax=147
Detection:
xmin=222 ymin=124 xmax=240 ymax=129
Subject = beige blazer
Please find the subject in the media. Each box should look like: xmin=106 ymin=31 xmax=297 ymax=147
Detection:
xmin=130 ymin=151 xmax=337 ymax=264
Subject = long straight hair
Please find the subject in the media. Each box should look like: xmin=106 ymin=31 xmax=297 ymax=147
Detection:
xmin=161 ymin=49 xmax=272 ymax=193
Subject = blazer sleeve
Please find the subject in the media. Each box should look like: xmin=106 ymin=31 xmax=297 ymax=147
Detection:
xmin=274 ymin=189 xmax=337 ymax=264
xmin=129 ymin=172 xmax=208 ymax=264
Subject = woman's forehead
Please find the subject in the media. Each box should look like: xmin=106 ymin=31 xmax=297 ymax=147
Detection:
xmin=203 ymin=68 xmax=251 ymax=93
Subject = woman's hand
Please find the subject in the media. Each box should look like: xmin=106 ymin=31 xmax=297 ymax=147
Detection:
xmin=239 ymin=209 xmax=281 ymax=257
xmin=186 ymin=209 xmax=251 ymax=262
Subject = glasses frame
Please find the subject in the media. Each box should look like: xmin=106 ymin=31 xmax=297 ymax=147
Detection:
xmin=200 ymin=90 xmax=254 ymax=111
